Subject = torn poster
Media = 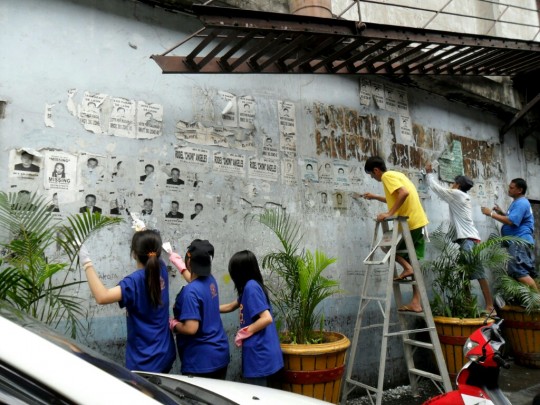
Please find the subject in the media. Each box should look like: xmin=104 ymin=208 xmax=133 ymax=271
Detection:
xmin=302 ymin=157 xmax=319 ymax=183
xmin=262 ymin=139 xmax=279 ymax=160
xmin=213 ymin=151 xmax=246 ymax=177
xmin=78 ymin=152 xmax=106 ymax=189
xmin=218 ymin=91 xmax=237 ymax=127
xmin=79 ymin=92 xmax=107 ymax=133
xmin=248 ymin=156 xmax=278 ymax=182
xmin=371 ymin=82 xmax=386 ymax=110
xmin=278 ymin=100 xmax=297 ymax=155
xmin=109 ymin=97 xmax=136 ymax=138
xmin=137 ymin=101 xmax=163 ymax=139
xmin=174 ymin=146 xmax=211 ymax=169
xmin=43 ymin=150 xmax=77 ymax=191
xmin=67 ymin=89 xmax=78 ymax=117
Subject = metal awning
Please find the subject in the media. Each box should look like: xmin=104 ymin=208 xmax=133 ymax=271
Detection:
xmin=152 ymin=5 xmax=540 ymax=77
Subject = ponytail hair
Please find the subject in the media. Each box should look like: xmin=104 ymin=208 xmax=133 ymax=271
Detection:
xmin=131 ymin=230 xmax=163 ymax=308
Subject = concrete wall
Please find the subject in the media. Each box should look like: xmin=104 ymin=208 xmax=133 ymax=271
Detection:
xmin=1 ymin=0 xmax=539 ymax=386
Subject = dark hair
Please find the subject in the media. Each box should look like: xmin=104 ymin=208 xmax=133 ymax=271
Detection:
xmin=145 ymin=164 xmax=154 ymax=171
xmin=52 ymin=163 xmax=65 ymax=178
xmin=131 ymin=230 xmax=163 ymax=308
xmin=87 ymin=158 xmax=98 ymax=164
xmin=228 ymin=250 xmax=269 ymax=303
xmin=454 ymin=175 xmax=473 ymax=193
xmin=144 ymin=198 xmax=153 ymax=204
xmin=171 ymin=200 xmax=179 ymax=206
xmin=85 ymin=194 xmax=96 ymax=201
xmin=195 ymin=203 xmax=203 ymax=209
xmin=21 ymin=151 xmax=33 ymax=159
xmin=511 ymin=178 xmax=527 ymax=195
xmin=171 ymin=168 xmax=180 ymax=175
xmin=364 ymin=156 xmax=387 ymax=173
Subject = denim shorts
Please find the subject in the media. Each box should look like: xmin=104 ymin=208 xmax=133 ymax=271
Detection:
xmin=457 ymin=238 xmax=486 ymax=280
xmin=507 ymin=243 xmax=537 ymax=279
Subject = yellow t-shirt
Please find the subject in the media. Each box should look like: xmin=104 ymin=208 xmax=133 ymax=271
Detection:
xmin=382 ymin=171 xmax=429 ymax=231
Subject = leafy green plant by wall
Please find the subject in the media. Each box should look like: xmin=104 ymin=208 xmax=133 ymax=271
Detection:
xmin=423 ymin=225 xmax=514 ymax=318
xmin=247 ymin=209 xmax=342 ymax=344
xmin=494 ymin=273 xmax=540 ymax=313
xmin=0 ymin=191 xmax=122 ymax=338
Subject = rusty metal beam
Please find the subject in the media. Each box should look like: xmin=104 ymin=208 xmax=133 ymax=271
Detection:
xmin=499 ymin=91 xmax=540 ymax=141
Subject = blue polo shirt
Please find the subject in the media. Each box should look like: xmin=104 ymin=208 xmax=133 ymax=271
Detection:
xmin=173 ymin=275 xmax=230 ymax=374
xmin=119 ymin=260 xmax=176 ymax=372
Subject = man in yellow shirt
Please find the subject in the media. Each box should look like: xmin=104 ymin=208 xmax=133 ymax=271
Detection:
xmin=353 ymin=156 xmax=429 ymax=313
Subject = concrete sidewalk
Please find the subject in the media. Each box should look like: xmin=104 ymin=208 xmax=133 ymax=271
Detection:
xmin=500 ymin=361 xmax=540 ymax=405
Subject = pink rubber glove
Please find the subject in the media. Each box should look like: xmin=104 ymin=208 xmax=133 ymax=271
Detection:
xmin=235 ymin=327 xmax=253 ymax=347
xmin=169 ymin=252 xmax=187 ymax=274
xmin=169 ymin=318 xmax=180 ymax=333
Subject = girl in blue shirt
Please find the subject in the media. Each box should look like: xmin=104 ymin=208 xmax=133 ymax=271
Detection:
xmin=79 ymin=230 xmax=176 ymax=372
xmin=220 ymin=250 xmax=284 ymax=386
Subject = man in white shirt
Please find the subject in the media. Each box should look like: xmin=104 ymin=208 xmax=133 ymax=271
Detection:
xmin=425 ymin=163 xmax=494 ymax=314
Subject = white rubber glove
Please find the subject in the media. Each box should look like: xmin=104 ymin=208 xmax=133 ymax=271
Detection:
xmin=79 ymin=244 xmax=92 ymax=267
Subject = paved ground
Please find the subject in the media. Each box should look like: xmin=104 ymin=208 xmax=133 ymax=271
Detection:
xmin=345 ymin=360 xmax=540 ymax=405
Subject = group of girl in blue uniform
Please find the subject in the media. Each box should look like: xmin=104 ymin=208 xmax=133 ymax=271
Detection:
xmin=81 ymin=229 xmax=283 ymax=386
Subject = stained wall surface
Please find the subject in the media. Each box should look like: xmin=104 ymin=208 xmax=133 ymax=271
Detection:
xmin=1 ymin=0 xmax=539 ymax=385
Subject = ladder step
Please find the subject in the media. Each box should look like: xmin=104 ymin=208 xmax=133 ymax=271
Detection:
xmin=403 ymin=338 xmax=434 ymax=350
xmin=363 ymin=260 xmax=387 ymax=265
xmin=385 ymin=327 xmax=433 ymax=337
xmin=409 ymin=368 xmax=444 ymax=382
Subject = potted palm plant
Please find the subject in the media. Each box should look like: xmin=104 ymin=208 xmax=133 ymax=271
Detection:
xmin=494 ymin=269 xmax=540 ymax=368
xmin=0 ymin=191 xmax=121 ymax=338
xmin=422 ymin=225 xmax=513 ymax=378
xmin=247 ymin=208 xmax=350 ymax=404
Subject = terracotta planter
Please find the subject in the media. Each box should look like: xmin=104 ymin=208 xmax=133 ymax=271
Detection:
xmin=433 ymin=316 xmax=493 ymax=380
xmin=499 ymin=305 xmax=540 ymax=368
xmin=280 ymin=331 xmax=350 ymax=404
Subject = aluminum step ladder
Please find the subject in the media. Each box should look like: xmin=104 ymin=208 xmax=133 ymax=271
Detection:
xmin=341 ymin=216 xmax=452 ymax=405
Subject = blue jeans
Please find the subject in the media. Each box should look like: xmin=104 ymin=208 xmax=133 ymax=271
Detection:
xmin=457 ymin=238 xmax=486 ymax=280
xmin=507 ymin=243 xmax=537 ymax=279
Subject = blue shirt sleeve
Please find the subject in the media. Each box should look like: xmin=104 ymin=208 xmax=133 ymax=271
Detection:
xmin=178 ymin=285 xmax=202 ymax=322
xmin=243 ymin=281 xmax=270 ymax=323
xmin=507 ymin=199 xmax=527 ymax=227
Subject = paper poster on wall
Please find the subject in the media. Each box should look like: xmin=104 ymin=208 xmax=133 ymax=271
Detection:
xmin=78 ymin=153 xmax=106 ymax=189
xmin=262 ymin=138 xmax=279 ymax=160
xmin=79 ymin=92 xmax=107 ymax=134
xmin=334 ymin=162 xmax=350 ymax=188
xmin=44 ymin=104 xmax=55 ymax=127
xmin=302 ymin=157 xmax=319 ymax=182
xmin=359 ymin=78 xmax=372 ymax=106
xmin=281 ymin=158 xmax=297 ymax=186
xmin=136 ymin=101 xmax=163 ymax=139
xmin=248 ymin=157 xmax=278 ymax=182
xmin=372 ymin=82 xmax=386 ymax=110
xmin=384 ymin=86 xmax=398 ymax=113
xmin=10 ymin=148 xmax=42 ymax=180
xmin=218 ymin=91 xmax=237 ymax=127
xmin=333 ymin=191 xmax=347 ymax=210
xmin=399 ymin=115 xmax=413 ymax=143
xmin=109 ymin=97 xmax=136 ymax=138
xmin=238 ymin=96 xmax=256 ymax=129
xmin=318 ymin=161 xmax=334 ymax=184
xmin=438 ymin=140 xmax=464 ymax=182
xmin=278 ymin=100 xmax=297 ymax=156
xmin=213 ymin=151 xmax=246 ymax=177
xmin=174 ymin=146 xmax=211 ymax=169
xmin=43 ymin=151 xmax=77 ymax=191
xmin=349 ymin=165 xmax=362 ymax=190
xmin=396 ymin=88 xmax=409 ymax=115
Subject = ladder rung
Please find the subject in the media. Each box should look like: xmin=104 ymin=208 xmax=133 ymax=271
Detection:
xmin=361 ymin=296 xmax=386 ymax=301
xmin=409 ymin=368 xmax=444 ymax=382
xmin=403 ymin=339 xmax=434 ymax=350
xmin=385 ymin=327 xmax=434 ymax=337
xmin=344 ymin=379 xmax=378 ymax=393
xmin=363 ymin=260 xmax=387 ymax=265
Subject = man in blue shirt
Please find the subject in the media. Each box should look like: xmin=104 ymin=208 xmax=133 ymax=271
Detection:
xmin=482 ymin=178 xmax=537 ymax=290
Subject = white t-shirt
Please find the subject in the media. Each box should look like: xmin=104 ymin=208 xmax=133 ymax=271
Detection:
xmin=426 ymin=173 xmax=480 ymax=241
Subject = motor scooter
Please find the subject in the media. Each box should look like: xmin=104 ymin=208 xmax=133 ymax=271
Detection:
xmin=423 ymin=309 xmax=511 ymax=405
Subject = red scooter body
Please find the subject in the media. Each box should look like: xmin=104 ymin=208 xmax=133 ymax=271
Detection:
xmin=424 ymin=316 xmax=511 ymax=405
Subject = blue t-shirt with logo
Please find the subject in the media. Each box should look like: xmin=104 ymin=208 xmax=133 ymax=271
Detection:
xmin=118 ymin=260 xmax=176 ymax=372
xmin=173 ymin=275 xmax=230 ymax=374
xmin=501 ymin=197 xmax=534 ymax=244
xmin=239 ymin=280 xmax=283 ymax=378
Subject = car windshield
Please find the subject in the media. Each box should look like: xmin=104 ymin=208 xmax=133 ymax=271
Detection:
xmin=0 ymin=301 xmax=179 ymax=405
